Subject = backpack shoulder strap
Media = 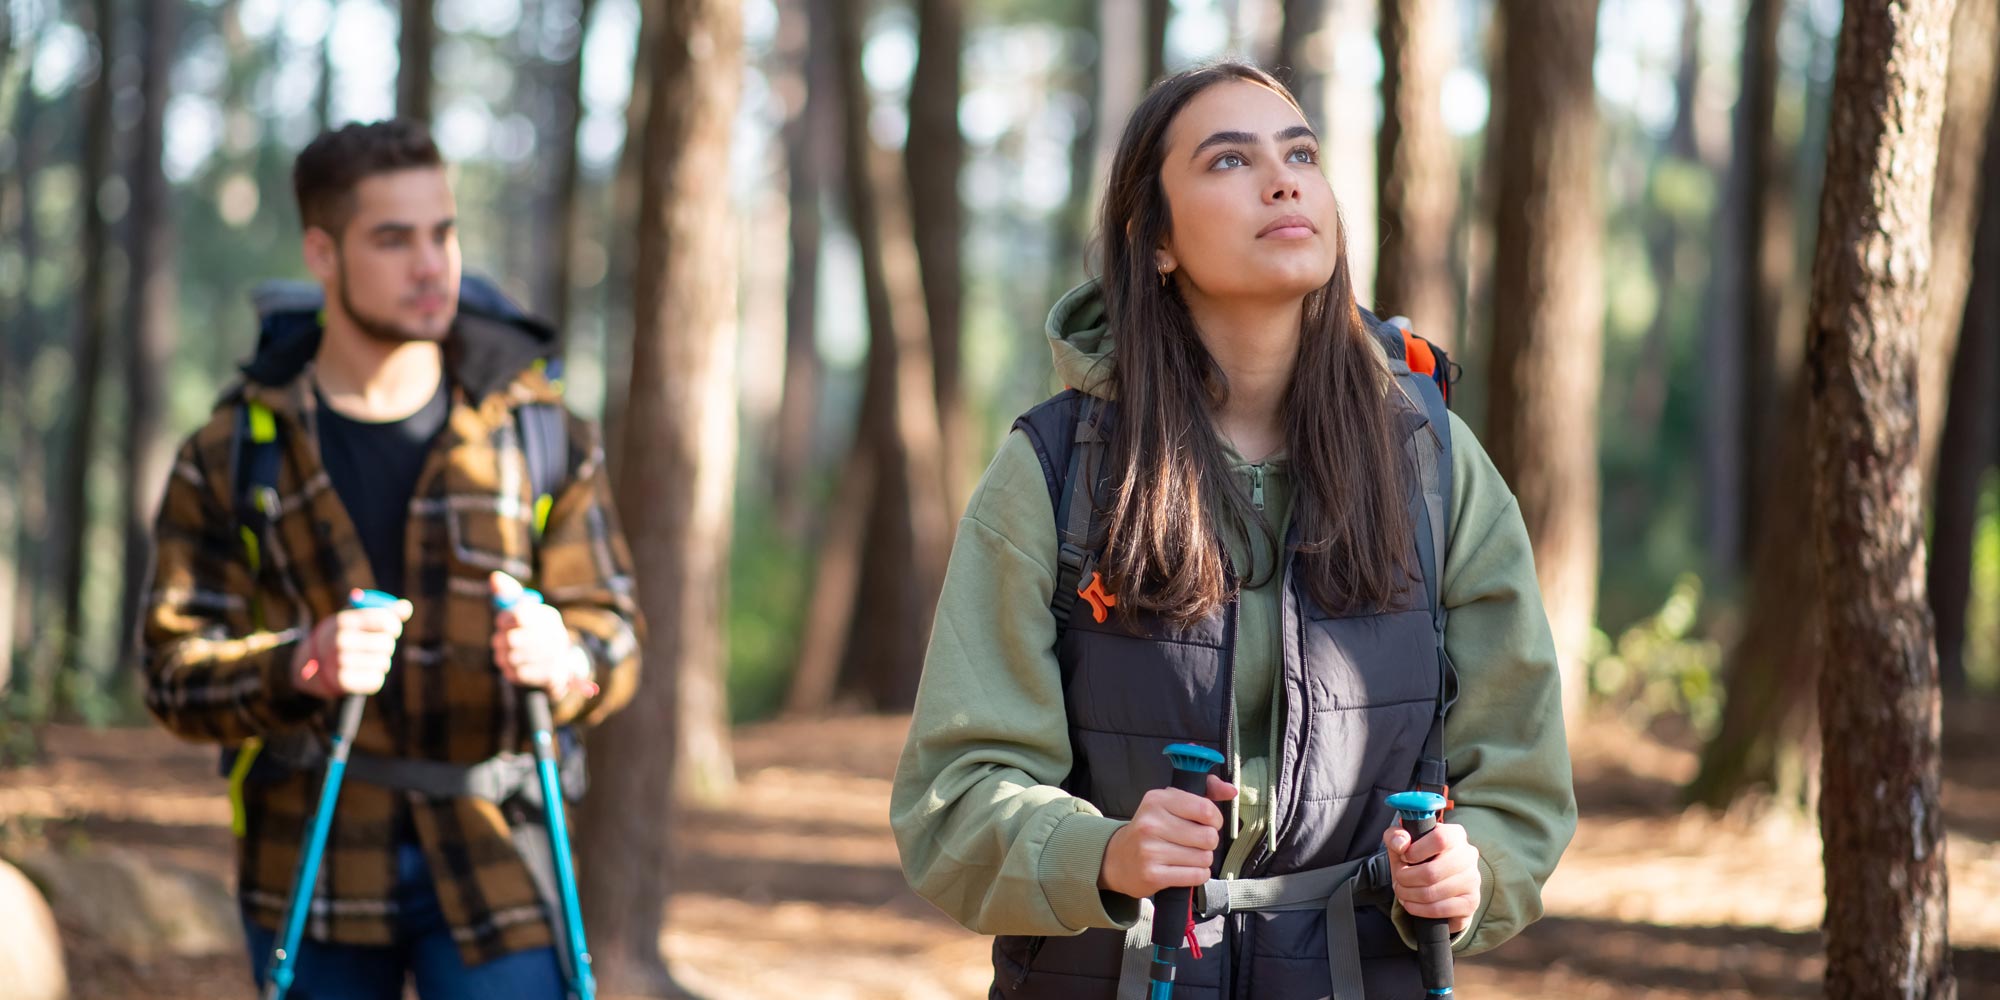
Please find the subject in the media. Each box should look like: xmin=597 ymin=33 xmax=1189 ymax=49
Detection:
xmin=1013 ymin=390 xmax=1114 ymax=628
xmin=516 ymin=400 xmax=569 ymax=541
xmin=231 ymin=398 xmax=284 ymax=586
xmin=1371 ymin=313 xmax=1461 ymax=799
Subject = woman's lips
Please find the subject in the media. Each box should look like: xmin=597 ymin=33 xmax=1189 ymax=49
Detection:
xmin=1258 ymin=214 xmax=1317 ymax=240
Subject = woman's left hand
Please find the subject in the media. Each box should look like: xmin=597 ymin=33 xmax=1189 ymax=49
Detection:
xmin=1382 ymin=821 xmax=1481 ymax=934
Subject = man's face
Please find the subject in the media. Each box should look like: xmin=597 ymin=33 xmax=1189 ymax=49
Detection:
xmin=304 ymin=167 xmax=461 ymax=344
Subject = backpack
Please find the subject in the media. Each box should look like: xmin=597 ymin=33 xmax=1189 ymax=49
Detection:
xmin=1015 ymin=311 xmax=1461 ymax=803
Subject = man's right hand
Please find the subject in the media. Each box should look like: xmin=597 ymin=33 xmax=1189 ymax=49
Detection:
xmin=290 ymin=590 xmax=414 ymax=699
xmin=1097 ymin=774 xmax=1237 ymax=899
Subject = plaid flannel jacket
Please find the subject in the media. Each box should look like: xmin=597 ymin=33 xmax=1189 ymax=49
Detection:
xmin=140 ymin=316 xmax=642 ymax=964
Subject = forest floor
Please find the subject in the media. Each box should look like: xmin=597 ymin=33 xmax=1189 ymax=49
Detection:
xmin=6 ymin=699 xmax=2000 ymax=999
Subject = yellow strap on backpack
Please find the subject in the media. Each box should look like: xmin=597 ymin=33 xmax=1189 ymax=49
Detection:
xmin=227 ymin=737 xmax=263 ymax=838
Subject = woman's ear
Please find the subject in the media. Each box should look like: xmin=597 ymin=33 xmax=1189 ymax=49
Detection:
xmin=1155 ymin=248 xmax=1178 ymax=275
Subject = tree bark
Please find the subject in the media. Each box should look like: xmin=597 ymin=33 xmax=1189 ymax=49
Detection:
xmin=1145 ymin=0 xmax=1170 ymax=86
xmin=1807 ymin=2 xmax=1956 ymax=996
xmin=602 ymin=3 xmax=663 ymax=464
xmin=1375 ymin=0 xmax=1457 ymax=343
xmin=1484 ymin=0 xmax=1603 ymax=716
xmin=1928 ymin=88 xmax=2000 ymax=697
xmin=119 ymin=0 xmax=179 ymax=686
xmin=542 ymin=0 xmax=598 ymax=336
xmin=773 ymin=0 xmax=835 ymax=535
xmin=1276 ymin=0 xmax=1326 ymax=126
xmin=397 ymin=0 xmax=435 ymax=125
xmin=824 ymin=0 xmax=951 ymax=712
xmin=907 ymin=0 xmax=969 ymax=517
xmin=315 ymin=21 xmax=335 ymax=132
xmin=48 ymin=0 xmax=120 ymax=701
xmin=1918 ymin=0 xmax=2000 ymax=490
xmin=577 ymin=0 xmax=741 ymax=993
xmin=1706 ymin=0 xmax=1783 ymax=576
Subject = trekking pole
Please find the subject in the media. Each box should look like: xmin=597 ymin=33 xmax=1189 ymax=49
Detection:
xmin=1147 ymin=743 xmax=1225 ymax=1000
xmin=493 ymin=587 xmax=596 ymax=1000
xmin=264 ymin=588 xmax=400 ymax=1000
xmin=1386 ymin=790 xmax=1455 ymax=998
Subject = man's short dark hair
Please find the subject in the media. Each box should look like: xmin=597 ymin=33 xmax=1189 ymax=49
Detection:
xmin=292 ymin=119 xmax=444 ymax=237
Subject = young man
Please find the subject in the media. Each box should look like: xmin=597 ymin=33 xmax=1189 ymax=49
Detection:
xmin=139 ymin=120 xmax=642 ymax=998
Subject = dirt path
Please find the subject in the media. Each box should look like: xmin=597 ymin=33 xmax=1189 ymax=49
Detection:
xmin=5 ymin=703 xmax=1999 ymax=999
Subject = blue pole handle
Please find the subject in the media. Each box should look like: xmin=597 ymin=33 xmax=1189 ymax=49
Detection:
xmin=1148 ymin=743 xmax=1225 ymax=1000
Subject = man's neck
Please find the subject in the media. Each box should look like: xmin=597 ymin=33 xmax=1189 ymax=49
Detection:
xmin=1183 ymin=290 xmax=1302 ymax=462
xmin=313 ymin=309 xmax=445 ymax=422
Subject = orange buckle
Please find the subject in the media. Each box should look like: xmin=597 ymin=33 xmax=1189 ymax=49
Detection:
xmin=1079 ymin=572 xmax=1118 ymax=624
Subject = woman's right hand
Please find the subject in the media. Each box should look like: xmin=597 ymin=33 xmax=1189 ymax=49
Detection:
xmin=1097 ymin=775 xmax=1237 ymax=898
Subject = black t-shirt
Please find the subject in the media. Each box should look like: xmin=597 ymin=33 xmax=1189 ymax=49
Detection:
xmin=315 ymin=378 xmax=451 ymax=596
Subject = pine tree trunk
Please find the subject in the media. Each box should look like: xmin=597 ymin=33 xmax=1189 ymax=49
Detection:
xmin=908 ymin=0 xmax=968 ymax=517
xmin=1276 ymin=0 xmax=1326 ymax=126
xmin=577 ymin=0 xmax=742 ymax=992
xmin=1706 ymin=0 xmax=1783 ymax=576
xmin=6 ymin=84 xmax=46 ymax=698
xmin=120 ymin=0 xmax=179 ymax=687
xmin=1145 ymin=0 xmax=1170 ymax=85
xmin=1918 ymin=0 xmax=2000 ymax=489
xmin=543 ymin=0 xmax=597 ymax=336
xmin=314 ymin=24 xmax=335 ymax=132
xmin=772 ymin=0 xmax=834 ymax=535
xmin=1484 ymin=0 xmax=1603 ymax=716
xmin=48 ymin=0 xmax=120 ymax=702
xmin=601 ymin=4 xmax=663 ymax=465
xmin=829 ymin=0 xmax=951 ymax=712
xmin=1928 ymin=90 xmax=2000 ymax=697
xmin=1375 ymin=0 xmax=1457 ymax=343
xmin=397 ymin=0 xmax=435 ymax=124
xmin=1808 ymin=2 xmax=1956 ymax=995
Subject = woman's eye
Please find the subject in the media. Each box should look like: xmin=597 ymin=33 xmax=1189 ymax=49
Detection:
xmin=1289 ymin=146 xmax=1318 ymax=164
xmin=1214 ymin=152 xmax=1246 ymax=170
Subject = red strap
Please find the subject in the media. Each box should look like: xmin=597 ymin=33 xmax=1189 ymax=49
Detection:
xmin=1184 ymin=897 xmax=1202 ymax=959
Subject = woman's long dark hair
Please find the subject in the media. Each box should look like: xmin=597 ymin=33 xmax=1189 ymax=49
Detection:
xmin=1095 ymin=62 xmax=1416 ymax=627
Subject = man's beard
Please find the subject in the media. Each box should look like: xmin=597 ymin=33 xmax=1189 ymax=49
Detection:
xmin=334 ymin=270 xmax=451 ymax=346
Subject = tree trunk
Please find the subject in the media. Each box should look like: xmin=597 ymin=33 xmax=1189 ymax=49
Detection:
xmin=1706 ymin=0 xmax=1783 ymax=577
xmin=542 ymin=0 xmax=597 ymax=336
xmin=1929 ymin=89 xmax=2000 ymax=697
xmin=48 ymin=0 xmax=120 ymax=702
xmin=1622 ymin=0 xmax=1702 ymax=441
xmin=1808 ymin=2 xmax=1956 ymax=996
xmin=1484 ymin=0 xmax=1603 ymax=717
xmin=5 ymin=83 xmax=46 ymax=699
xmin=601 ymin=3 xmax=663 ymax=464
xmin=315 ymin=21 xmax=335 ymax=132
xmin=397 ymin=0 xmax=435 ymax=125
xmin=1145 ymin=0 xmax=1170 ymax=86
xmin=907 ymin=0 xmax=969 ymax=516
xmin=1918 ymin=0 xmax=2000 ymax=490
xmin=825 ymin=0 xmax=951 ymax=712
xmin=577 ymin=0 xmax=741 ymax=993
xmin=1375 ymin=0 xmax=1457 ymax=343
xmin=120 ymin=0 xmax=179 ymax=690
xmin=773 ymin=0 xmax=835 ymax=535
xmin=1276 ymin=0 xmax=1326 ymax=126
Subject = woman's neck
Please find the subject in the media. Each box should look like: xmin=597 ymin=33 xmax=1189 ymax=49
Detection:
xmin=1183 ymin=290 xmax=1302 ymax=462
xmin=313 ymin=313 xmax=444 ymax=422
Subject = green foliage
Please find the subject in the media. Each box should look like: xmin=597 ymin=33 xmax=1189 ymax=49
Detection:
xmin=1968 ymin=471 xmax=2000 ymax=691
xmin=1587 ymin=572 xmax=1724 ymax=737
xmin=725 ymin=498 xmax=813 ymax=724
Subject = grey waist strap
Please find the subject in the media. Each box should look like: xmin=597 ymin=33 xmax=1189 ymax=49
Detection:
xmin=1113 ymin=851 xmax=1395 ymax=1000
xmin=345 ymin=750 xmax=539 ymax=805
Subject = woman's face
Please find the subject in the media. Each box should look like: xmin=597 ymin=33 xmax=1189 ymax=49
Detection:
xmin=1155 ymin=80 xmax=1338 ymax=304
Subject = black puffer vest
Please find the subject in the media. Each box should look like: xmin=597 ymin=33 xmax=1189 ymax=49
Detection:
xmin=993 ymin=319 xmax=1454 ymax=1000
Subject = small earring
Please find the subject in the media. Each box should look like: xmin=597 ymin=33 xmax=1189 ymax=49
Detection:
xmin=1158 ymin=269 xmax=1169 ymax=288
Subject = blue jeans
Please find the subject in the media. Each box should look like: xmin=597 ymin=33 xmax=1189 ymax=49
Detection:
xmin=243 ymin=841 xmax=566 ymax=1000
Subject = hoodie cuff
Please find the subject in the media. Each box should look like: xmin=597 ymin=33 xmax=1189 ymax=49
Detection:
xmin=1038 ymin=811 xmax=1138 ymax=931
xmin=1389 ymin=852 xmax=1496 ymax=954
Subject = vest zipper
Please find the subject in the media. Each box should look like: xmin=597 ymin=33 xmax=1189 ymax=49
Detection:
xmin=1249 ymin=463 xmax=1266 ymax=511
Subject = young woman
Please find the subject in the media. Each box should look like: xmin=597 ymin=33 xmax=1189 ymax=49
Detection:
xmin=891 ymin=63 xmax=1576 ymax=999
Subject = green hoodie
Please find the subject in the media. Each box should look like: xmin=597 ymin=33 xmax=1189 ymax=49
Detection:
xmin=890 ymin=281 xmax=1577 ymax=957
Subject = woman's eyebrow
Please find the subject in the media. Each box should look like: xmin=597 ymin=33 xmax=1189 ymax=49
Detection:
xmin=1191 ymin=126 xmax=1321 ymax=161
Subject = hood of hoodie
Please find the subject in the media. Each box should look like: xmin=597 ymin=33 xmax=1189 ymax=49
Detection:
xmin=239 ymin=281 xmax=559 ymax=404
